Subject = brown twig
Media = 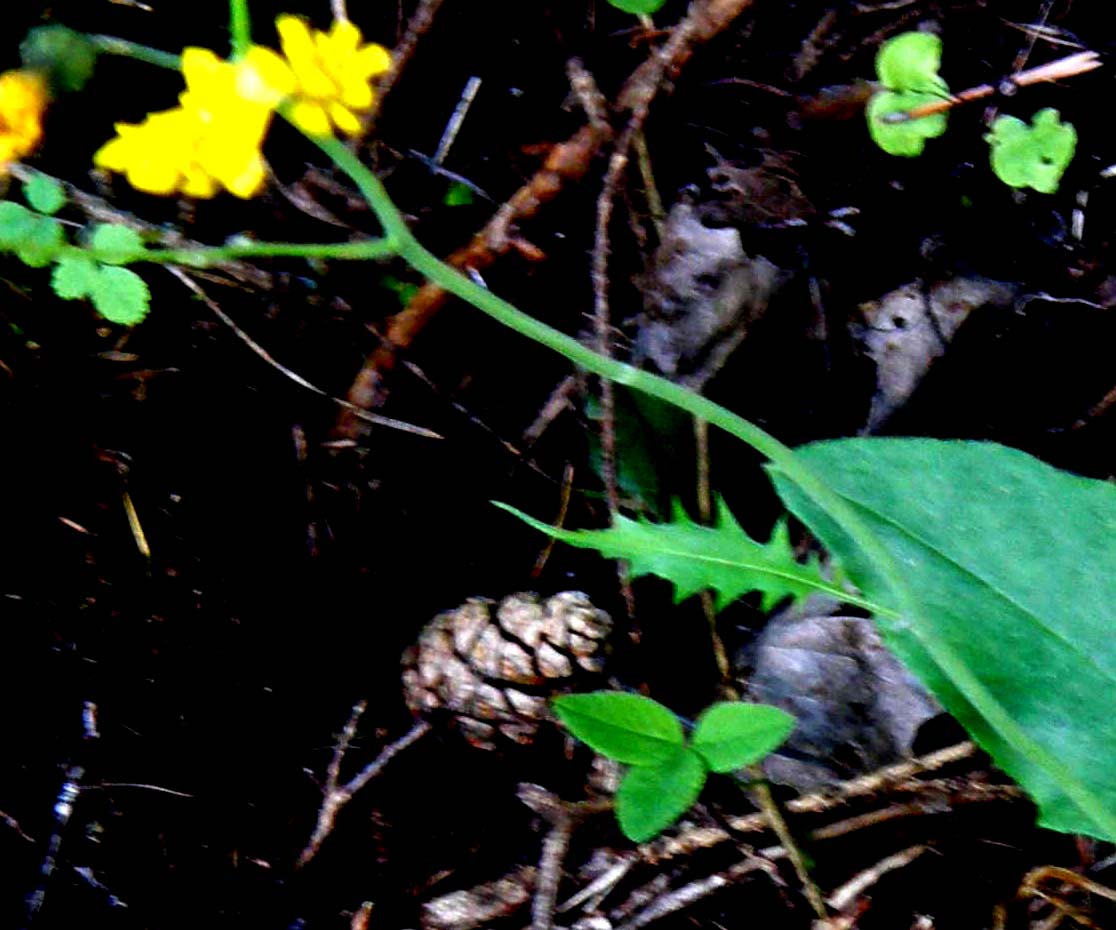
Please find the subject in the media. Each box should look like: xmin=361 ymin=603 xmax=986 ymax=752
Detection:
xmin=883 ymin=50 xmax=1101 ymax=124
xmin=335 ymin=0 xmax=756 ymax=441
xmin=297 ymin=708 xmax=431 ymax=867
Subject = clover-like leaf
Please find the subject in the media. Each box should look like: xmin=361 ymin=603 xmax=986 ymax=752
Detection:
xmin=987 ymin=108 xmax=1076 ymax=194
xmin=22 ymin=173 xmax=66 ymax=215
xmin=51 ymin=251 xmax=100 ymax=300
xmin=90 ymin=265 xmax=150 ymax=326
xmin=552 ymin=692 xmax=684 ymax=765
xmin=16 ymin=215 xmax=65 ymax=268
xmin=615 ymin=745 xmax=707 ymax=842
xmin=690 ymin=702 xmax=796 ymax=773
xmin=89 ymin=223 xmax=145 ymax=265
xmin=0 ymin=201 xmax=37 ymax=249
xmin=876 ymin=32 xmax=948 ymax=95
xmin=867 ymin=90 xmax=948 ymax=157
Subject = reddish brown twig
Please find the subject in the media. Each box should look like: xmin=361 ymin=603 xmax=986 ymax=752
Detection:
xmin=883 ymin=50 xmax=1101 ymax=123
xmin=334 ymin=0 xmax=756 ymax=441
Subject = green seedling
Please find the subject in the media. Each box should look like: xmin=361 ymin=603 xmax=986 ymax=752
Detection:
xmin=987 ymin=108 xmax=1076 ymax=193
xmin=553 ymin=691 xmax=794 ymax=841
xmin=867 ymin=31 xmax=1083 ymax=191
xmin=866 ymin=31 xmax=949 ymax=157
xmin=0 ymin=173 xmax=151 ymax=324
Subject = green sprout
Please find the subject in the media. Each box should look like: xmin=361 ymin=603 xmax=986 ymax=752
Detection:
xmin=553 ymin=691 xmax=794 ymax=842
xmin=867 ymin=32 xmax=950 ymax=157
xmin=605 ymin=0 xmax=667 ymax=15
xmin=987 ymin=108 xmax=1076 ymax=194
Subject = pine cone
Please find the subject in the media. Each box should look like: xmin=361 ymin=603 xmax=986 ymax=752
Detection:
xmin=401 ymin=591 xmax=612 ymax=749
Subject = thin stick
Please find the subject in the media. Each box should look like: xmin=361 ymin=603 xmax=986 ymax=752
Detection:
xmin=165 ymin=267 xmax=442 ymax=440
xmin=298 ymin=717 xmax=431 ymax=867
xmin=883 ymin=50 xmax=1101 ymax=124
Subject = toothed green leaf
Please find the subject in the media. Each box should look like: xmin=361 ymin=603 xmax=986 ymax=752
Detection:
xmin=495 ymin=498 xmax=844 ymax=612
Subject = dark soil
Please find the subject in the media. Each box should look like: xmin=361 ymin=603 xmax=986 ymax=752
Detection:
xmin=5 ymin=1 xmax=1116 ymax=928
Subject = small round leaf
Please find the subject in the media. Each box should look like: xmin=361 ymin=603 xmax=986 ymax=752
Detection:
xmin=23 ymin=174 xmax=66 ymax=216
xmin=89 ymin=223 xmax=145 ymax=265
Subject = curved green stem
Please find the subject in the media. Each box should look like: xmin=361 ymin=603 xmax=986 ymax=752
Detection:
xmin=142 ymin=236 xmax=396 ymax=267
xmin=90 ymin=35 xmax=181 ymax=71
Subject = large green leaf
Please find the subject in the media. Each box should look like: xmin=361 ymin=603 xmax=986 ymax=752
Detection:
xmin=768 ymin=439 xmax=1116 ymax=842
xmin=495 ymin=499 xmax=860 ymax=612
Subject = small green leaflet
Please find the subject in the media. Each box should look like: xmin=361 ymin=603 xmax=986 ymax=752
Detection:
xmin=51 ymin=251 xmax=100 ymax=300
xmin=617 ymin=745 xmax=705 ymax=842
xmin=867 ymin=31 xmax=950 ymax=158
xmin=875 ymin=32 xmax=948 ymax=95
xmin=495 ymin=498 xmax=850 ymax=612
xmin=987 ymin=108 xmax=1076 ymax=194
xmin=867 ymin=91 xmax=948 ymax=157
xmin=690 ymin=702 xmax=795 ymax=773
xmin=552 ymin=692 xmax=683 ymax=765
xmin=50 ymin=251 xmax=151 ymax=325
xmin=22 ymin=173 xmax=66 ymax=216
xmin=90 ymin=266 xmax=150 ymax=325
xmin=554 ymin=691 xmax=795 ymax=842
xmin=89 ymin=223 xmax=145 ymax=264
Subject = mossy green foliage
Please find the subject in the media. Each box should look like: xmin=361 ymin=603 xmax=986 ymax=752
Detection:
xmin=867 ymin=32 xmax=950 ymax=157
xmin=553 ymin=692 xmax=794 ymax=841
xmin=987 ymin=108 xmax=1076 ymax=193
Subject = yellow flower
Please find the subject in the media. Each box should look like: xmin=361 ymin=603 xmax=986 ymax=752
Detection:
xmin=274 ymin=15 xmax=391 ymax=137
xmin=94 ymin=47 xmax=287 ymax=198
xmin=0 ymin=69 xmax=49 ymax=172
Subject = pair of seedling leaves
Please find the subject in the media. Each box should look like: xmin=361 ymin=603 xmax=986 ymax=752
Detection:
xmin=553 ymin=692 xmax=793 ymax=842
xmin=868 ymin=31 xmax=1076 ymax=193
xmin=0 ymin=173 xmax=150 ymax=325
xmin=501 ymin=439 xmax=1116 ymax=847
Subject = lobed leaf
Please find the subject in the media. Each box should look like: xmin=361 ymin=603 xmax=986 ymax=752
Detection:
xmin=495 ymin=499 xmax=845 ymax=612
xmin=552 ymin=691 xmax=684 ymax=765
xmin=690 ymin=702 xmax=796 ymax=773
xmin=615 ymin=744 xmax=706 ymax=842
xmin=987 ymin=109 xmax=1076 ymax=194
xmin=768 ymin=438 xmax=1116 ymax=842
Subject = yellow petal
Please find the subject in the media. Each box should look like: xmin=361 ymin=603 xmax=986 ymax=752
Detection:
xmin=239 ymin=45 xmax=295 ymax=104
xmin=328 ymin=19 xmax=363 ymax=56
xmin=328 ymin=101 xmax=362 ymax=136
xmin=354 ymin=44 xmax=392 ymax=79
xmin=288 ymin=99 xmax=332 ymax=137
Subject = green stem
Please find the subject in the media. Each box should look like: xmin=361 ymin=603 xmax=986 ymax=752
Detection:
xmin=228 ymin=0 xmax=253 ymax=58
xmin=90 ymin=35 xmax=181 ymax=71
xmin=142 ymin=237 xmax=397 ymax=267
